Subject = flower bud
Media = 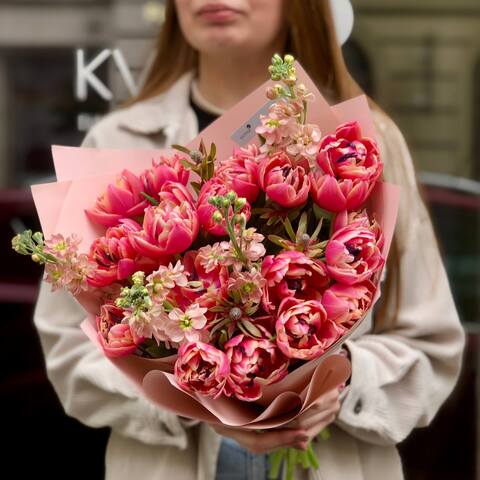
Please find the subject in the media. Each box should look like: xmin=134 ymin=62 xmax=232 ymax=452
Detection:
xmin=229 ymin=307 xmax=242 ymax=322
xmin=31 ymin=253 xmax=41 ymax=263
xmin=266 ymin=87 xmax=277 ymax=100
xmin=189 ymin=149 xmax=202 ymax=163
xmin=226 ymin=191 xmax=237 ymax=203
xmin=212 ymin=211 xmax=223 ymax=224
xmin=284 ymin=54 xmax=294 ymax=64
xmin=234 ymin=197 xmax=247 ymax=211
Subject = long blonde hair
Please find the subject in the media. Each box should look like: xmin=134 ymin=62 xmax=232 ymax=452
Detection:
xmin=129 ymin=0 xmax=400 ymax=330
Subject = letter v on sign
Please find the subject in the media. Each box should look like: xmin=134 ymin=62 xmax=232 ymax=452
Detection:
xmin=75 ymin=49 xmax=139 ymax=101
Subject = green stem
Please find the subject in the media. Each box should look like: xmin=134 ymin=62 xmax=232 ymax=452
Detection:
xmin=223 ymin=206 xmax=248 ymax=265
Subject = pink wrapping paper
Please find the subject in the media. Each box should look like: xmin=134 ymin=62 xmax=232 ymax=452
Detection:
xmin=34 ymin=60 xmax=399 ymax=429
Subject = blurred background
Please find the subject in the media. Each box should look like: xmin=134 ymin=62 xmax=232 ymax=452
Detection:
xmin=1 ymin=0 xmax=478 ymax=478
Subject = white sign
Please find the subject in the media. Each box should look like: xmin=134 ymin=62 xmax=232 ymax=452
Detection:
xmin=75 ymin=48 xmax=138 ymax=101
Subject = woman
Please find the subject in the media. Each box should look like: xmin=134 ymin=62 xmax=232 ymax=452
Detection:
xmin=33 ymin=1 xmax=465 ymax=479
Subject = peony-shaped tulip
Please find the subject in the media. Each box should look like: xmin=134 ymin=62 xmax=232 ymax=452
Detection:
xmin=322 ymin=280 xmax=375 ymax=328
xmin=129 ymin=200 xmax=199 ymax=257
xmin=261 ymin=251 xmax=329 ymax=313
xmin=197 ymin=178 xmax=251 ymax=236
xmin=141 ymin=155 xmax=190 ymax=201
xmin=96 ymin=303 xmax=144 ymax=357
xmin=225 ymin=334 xmax=289 ymax=401
xmin=258 ymin=152 xmax=310 ymax=208
xmin=88 ymin=218 xmax=158 ymax=288
xmin=275 ymin=297 xmax=343 ymax=360
xmin=157 ymin=180 xmax=194 ymax=206
xmin=86 ymin=169 xmax=148 ymax=227
xmin=310 ymin=121 xmax=383 ymax=212
xmin=175 ymin=342 xmax=230 ymax=398
xmin=216 ymin=145 xmax=261 ymax=203
xmin=325 ymin=220 xmax=384 ymax=285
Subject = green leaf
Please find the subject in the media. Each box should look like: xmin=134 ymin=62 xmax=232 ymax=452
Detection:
xmin=297 ymin=211 xmax=308 ymax=236
xmin=239 ymin=319 xmax=262 ymax=338
xmin=210 ymin=142 xmax=216 ymax=160
xmin=311 ymin=217 xmax=323 ymax=241
xmin=191 ymin=182 xmax=202 ymax=194
xmin=267 ymin=235 xmax=287 ymax=248
xmin=180 ymin=159 xmax=196 ymax=170
xmin=282 ymin=217 xmax=296 ymax=242
xmin=313 ymin=203 xmax=333 ymax=220
xmin=140 ymin=192 xmax=160 ymax=206
xmin=172 ymin=144 xmax=191 ymax=155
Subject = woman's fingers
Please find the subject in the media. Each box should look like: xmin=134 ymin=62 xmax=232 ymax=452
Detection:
xmin=209 ymin=424 xmax=309 ymax=454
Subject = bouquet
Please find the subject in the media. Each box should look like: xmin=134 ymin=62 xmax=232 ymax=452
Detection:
xmin=13 ymin=55 xmax=399 ymax=479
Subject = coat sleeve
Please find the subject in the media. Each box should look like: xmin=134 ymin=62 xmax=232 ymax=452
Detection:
xmin=335 ymin=113 xmax=465 ymax=445
xmin=32 ymin=124 xmax=193 ymax=448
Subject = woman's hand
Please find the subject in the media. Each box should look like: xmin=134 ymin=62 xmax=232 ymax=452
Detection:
xmin=209 ymin=386 xmax=343 ymax=454
xmin=284 ymin=387 xmax=342 ymax=450
xmin=209 ymin=424 xmax=310 ymax=454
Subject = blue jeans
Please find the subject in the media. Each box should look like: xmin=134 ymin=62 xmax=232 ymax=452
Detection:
xmin=215 ymin=437 xmax=270 ymax=480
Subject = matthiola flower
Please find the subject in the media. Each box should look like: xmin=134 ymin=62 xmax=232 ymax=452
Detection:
xmin=220 ymin=228 xmax=266 ymax=272
xmin=256 ymin=101 xmax=301 ymax=151
xmin=146 ymin=261 xmax=189 ymax=302
xmin=322 ymin=281 xmax=375 ymax=328
xmin=181 ymin=249 xmax=230 ymax=307
xmin=165 ymin=304 xmax=208 ymax=343
xmin=197 ymin=178 xmax=251 ymax=236
xmin=225 ymin=335 xmax=289 ymax=401
xmin=258 ymin=152 xmax=310 ymax=208
xmin=217 ymin=145 xmax=261 ymax=203
xmin=96 ymin=303 xmax=143 ymax=357
xmin=275 ymin=297 xmax=343 ymax=360
xmin=43 ymin=234 xmax=95 ymax=295
xmin=123 ymin=303 xmax=170 ymax=343
xmin=228 ymin=268 xmax=266 ymax=305
xmin=261 ymin=251 xmax=329 ymax=313
xmin=286 ymin=124 xmax=322 ymax=161
xmin=129 ymin=200 xmax=199 ymax=257
xmin=195 ymin=243 xmax=226 ymax=274
xmin=141 ymin=155 xmax=190 ymax=201
xmin=310 ymin=121 xmax=383 ymax=212
xmin=88 ymin=219 xmax=157 ymax=288
xmin=325 ymin=220 xmax=384 ymax=285
xmin=175 ymin=342 xmax=230 ymax=398
xmin=86 ymin=169 xmax=148 ymax=227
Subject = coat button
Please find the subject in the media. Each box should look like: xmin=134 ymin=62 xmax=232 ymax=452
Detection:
xmin=354 ymin=399 xmax=362 ymax=414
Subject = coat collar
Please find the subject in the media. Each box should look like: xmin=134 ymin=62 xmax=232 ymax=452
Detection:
xmin=117 ymin=71 xmax=195 ymax=135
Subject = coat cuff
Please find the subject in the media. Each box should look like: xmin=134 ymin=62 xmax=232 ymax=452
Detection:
xmin=335 ymin=339 xmax=389 ymax=444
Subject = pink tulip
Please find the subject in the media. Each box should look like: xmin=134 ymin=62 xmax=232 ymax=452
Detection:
xmin=217 ymin=145 xmax=261 ymax=203
xmin=275 ymin=297 xmax=343 ymax=360
xmin=88 ymin=219 xmax=158 ymax=288
xmin=197 ymin=178 xmax=251 ymax=236
xmin=224 ymin=334 xmax=289 ymax=401
xmin=310 ymin=121 xmax=383 ymax=212
xmin=129 ymin=200 xmax=199 ymax=257
xmin=158 ymin=181 xmax=195 ymax=206
xmin=141 ymin=155 xmax=190 ymax=201
xmin=261 ymin=251 xmax=329 ymax=313
xmin=258 ymin=152 xmax=310 ymax=208
xmin=325 ymin=221 xmax=384 ymax=285
xmin=175 ymin=342 xmax=230 ymax=398
xmin=333 ymin=210 xmax=385 ymax=251
xmin=86 ymin=169 xmax=148 ymax=227
xmin=322 ymin=281 xmax=375 ymax=327
xmin=96 ymin=303 xmax=143 ymax=357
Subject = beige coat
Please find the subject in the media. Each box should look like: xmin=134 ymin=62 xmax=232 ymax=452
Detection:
xmin=34 ymin=72 xmax=465 ymax=480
